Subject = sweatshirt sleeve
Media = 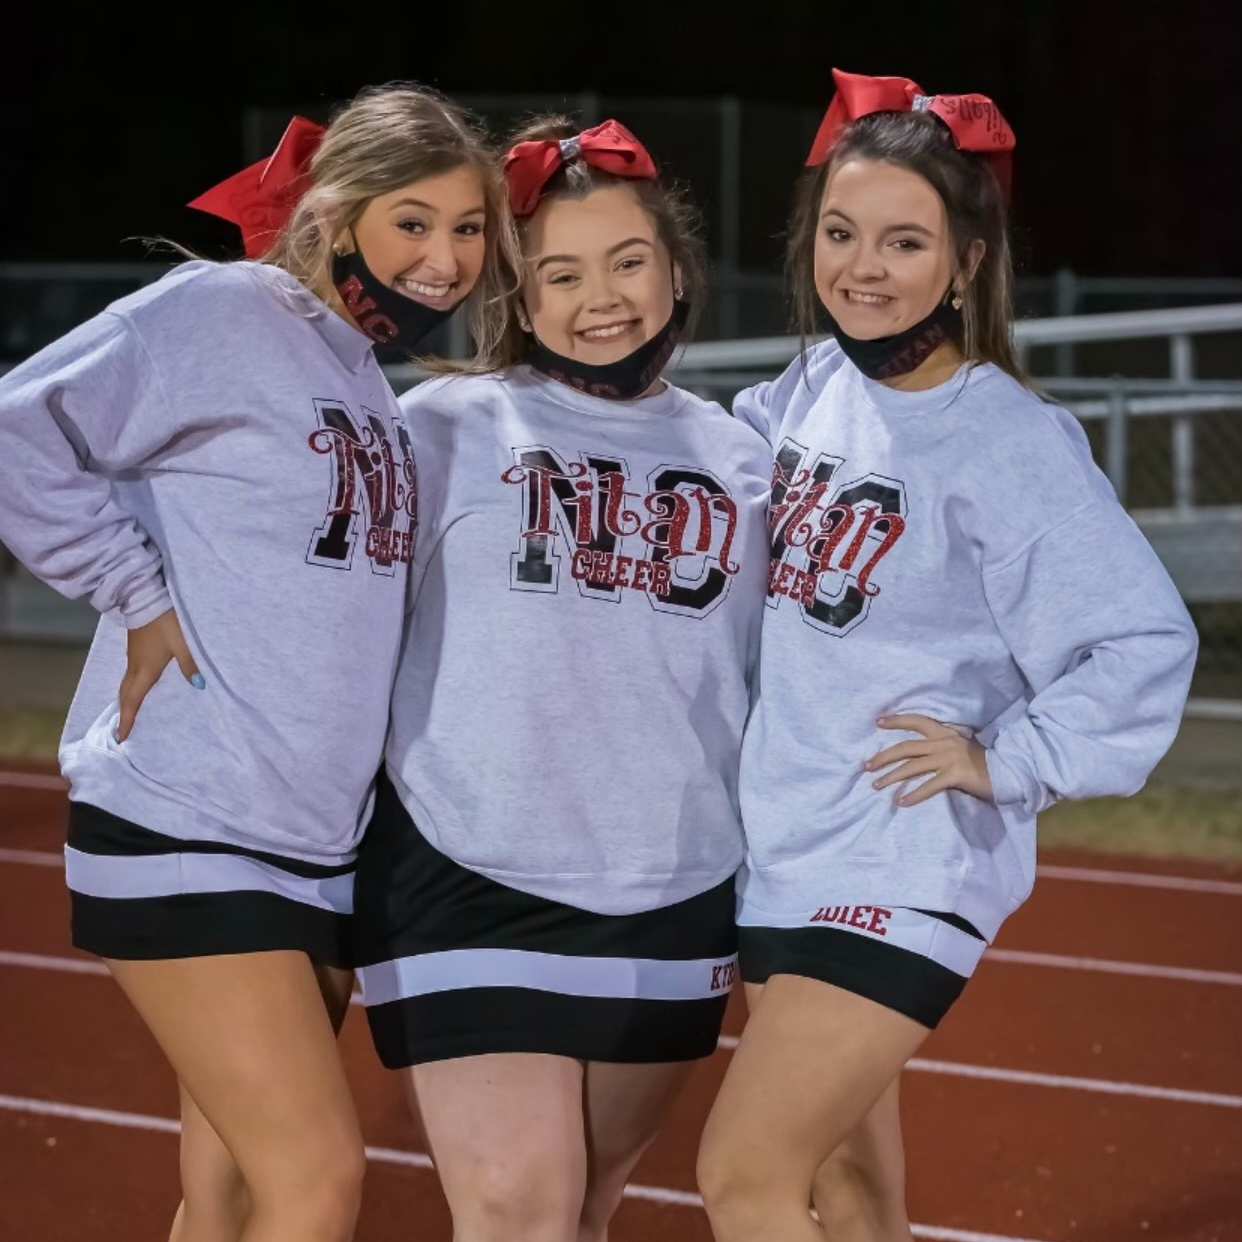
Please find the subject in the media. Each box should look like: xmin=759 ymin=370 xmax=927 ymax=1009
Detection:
xmin=731 ymin=340 xmax=845 ymax=444
xmin=980 ymin=499 xmax=1198 ymax=814
xmin=731 ymin=377 xmax=778 ymax=443
xmin=0 ymin=310 xmax=174 ymax=628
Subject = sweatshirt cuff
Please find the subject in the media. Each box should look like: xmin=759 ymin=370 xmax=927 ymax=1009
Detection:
xmin=118 ymin=582 xmax=173 ymax=630
xmin=985 ymin=746 xmax=1031 ymax=808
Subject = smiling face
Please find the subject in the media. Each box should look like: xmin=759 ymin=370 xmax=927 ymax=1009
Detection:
xmin=520 ymin=184 xmax=676 ymax=364
xmin=814 ymin=157 xmax=957 ymax=340
xmin=342 ymin=164 xmax=487 ymax=310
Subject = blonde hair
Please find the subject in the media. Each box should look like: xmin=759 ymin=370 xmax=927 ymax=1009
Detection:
xmin=262 ymin=82 xmax=520 ymax=363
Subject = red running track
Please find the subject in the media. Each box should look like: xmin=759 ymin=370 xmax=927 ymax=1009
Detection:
xmin=1 ymin=763 xmax=1240 ymax=1242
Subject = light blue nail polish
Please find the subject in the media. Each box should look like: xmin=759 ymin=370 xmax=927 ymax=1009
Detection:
xmin=190 ymin=673 xmax=206 ymax=690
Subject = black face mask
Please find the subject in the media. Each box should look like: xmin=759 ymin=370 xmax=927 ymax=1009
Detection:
xmin=526 ymin=300 xmax=691 ymax=401
xmin=331 ymin=245 xmax=461 ymax=351
xmin=824 ymin=295 xmax=963 ymax=382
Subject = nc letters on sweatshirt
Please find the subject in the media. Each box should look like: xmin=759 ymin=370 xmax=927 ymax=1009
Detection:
xmin=306 ymin=399 xmax=418 ymax=574
xmin=503 ymin=445 xmax=743 ymax=618
xmin=765 ymin=438 xmax=907 ymax=637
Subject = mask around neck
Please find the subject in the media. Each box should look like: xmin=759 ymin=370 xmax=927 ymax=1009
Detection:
xmin=525 ymin=300 xmax=691 ymax=401
xmin=824 ymin=292 xmax=963 ymax=381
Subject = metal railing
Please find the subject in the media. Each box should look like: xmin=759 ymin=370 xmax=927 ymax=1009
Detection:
xmin=3 ymin=299 xmax=1240 ymax=715
xmin=4 ymin=263 xmax=1242 ymax=360
xmin=393 ymin=304 xmax=1242 ymax=717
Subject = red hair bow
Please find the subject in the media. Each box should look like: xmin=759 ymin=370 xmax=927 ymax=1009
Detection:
xmin=806 ymin=68 xmax=1015 ymax=197
xmin=504 ymin=119 xmax=658 ymax=218
xmin=188 ymin=116 xmax=326 ymax=257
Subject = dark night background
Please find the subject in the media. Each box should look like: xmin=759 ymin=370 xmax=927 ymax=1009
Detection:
xmin=2 ymin=0 xmax=1238 ymax=282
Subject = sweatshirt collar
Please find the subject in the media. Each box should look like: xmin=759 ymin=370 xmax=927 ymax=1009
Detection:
xmin=847 ymin=358 xmax=974 ymax=416
xmin=245 ymin=261 xmax=375 ymax=373
xmin=514 ymin=365 xmax=690 ymax=420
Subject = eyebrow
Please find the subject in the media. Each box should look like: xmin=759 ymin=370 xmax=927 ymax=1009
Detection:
xmin=534 ymin=236 xmax=654 ymax=272
xmin=820 ymin=207 xmax=935 ymax=237
xmin=387 ymin=199 xmax=486 ymax=216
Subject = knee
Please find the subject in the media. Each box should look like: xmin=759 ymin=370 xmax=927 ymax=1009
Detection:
xmin=301 ymin=1140 xmax=367 ymax=1227
xmin=249 ymin=1132 xmax=366 ymax=1239
xmin=697 ymin=1134 xmax=814 ymax=1238
xmin=696 ymin=1138 xmax=761 ymax=1219
xmin=812 ymin=1148 xmax=905 ymax=1237
xmin=180 ymin=1139 xmax=246 ymax=1197
xmin=450 ymin=1155 xmax=582 ymax=1242
xmin=812 ymin=1151 xmax=868 ymax=1230
xmin=177 ymin=1177 xmax=248 ymax=1240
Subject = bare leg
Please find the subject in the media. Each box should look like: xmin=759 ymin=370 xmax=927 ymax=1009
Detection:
xmin=411 ymin=1053 xmax=587 ymax=1242
xmin=167 ymin=962 xmax=356 ymax=1242
xmin=811 ymin=1080 xmax=913 ymax=1242
xmin=577 ymin=1061 xmax=695 ymax=1242
xmin=169 ymin=1083 xmax=250 ymax=1241
xmin=697 ymin=975 xmax=926 ymax=1242
xmin=107 ymin=953 xmax=365 ymax=1242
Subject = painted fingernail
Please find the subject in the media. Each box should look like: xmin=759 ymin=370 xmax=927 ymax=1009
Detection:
xmin=190 ymin=674 xmax=206 ymax=690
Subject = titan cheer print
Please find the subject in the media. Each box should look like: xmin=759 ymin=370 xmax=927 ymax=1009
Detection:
xmin=765 ymin=437 xmax=907 ymax=635
xmin=502 ymin=446 xmax=743 ymax=617
xmin=306 ymin=398 xmax=418 ymax=574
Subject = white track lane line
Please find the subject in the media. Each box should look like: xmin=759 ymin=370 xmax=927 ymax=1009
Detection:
xmin=3 ymin=834 xmax=1238 ymax=896
xmin=0 ymin=949 xmax=369 ymax=1002
xmin=983 ymin=948 xmax=1242 ymax=987
xmin=905 ymin=1059 xmax=1242 ymax=1109
xmin=0 ymin=848 xmax=62 ymax=867
xmin=0 ymin=950 xmax=107 ymax=976
xmin=711 ymin=1033 xmax=1242 ymax=1106
xmin=0 ymin=1092 xmax=1055 ymax=1242
xmin=9 ymin=920 xmax=1240 ymax=994
xmin=6 ymin=951 xmax=1237 ymax=1108
xmin=5 ymin=934 xmax=1241 ymax=1006
xmin=0 ymin=772 xmax=67 ymax=792
xmin=7 ymin=951 xmax=1235 ymax=1108
xmin=2 ymin=813 xmax=1238 ymax=896
xmin=1035 ymin=864 xmax=1242 ymax=896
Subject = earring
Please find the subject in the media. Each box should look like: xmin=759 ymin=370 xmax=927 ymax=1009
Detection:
xmin=951 ymin=291 xmax=964 ymax=310
xmin=674 ymin=286 xmax=684 ymax=300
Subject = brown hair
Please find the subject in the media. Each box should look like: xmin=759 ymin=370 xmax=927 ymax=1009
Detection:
xmin=262 ymin=82 xmax=520 ymax=364
xmin=468 ymin=114 xmax=708 ymax=373
xmin=786 ymin=111 xmax=1025 ymax=383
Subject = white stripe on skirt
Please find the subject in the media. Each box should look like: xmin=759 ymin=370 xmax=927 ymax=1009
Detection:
xmin=63 ymin=847 xmax=354 ymax=914
xmin=736 ymin=901 xmax=986 ymax=978
xmin=359 ymin=948 xmax=739 ymax=1007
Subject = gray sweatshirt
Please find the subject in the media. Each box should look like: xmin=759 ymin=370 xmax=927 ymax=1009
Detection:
xmin=387 ymin=367 xmax=773 ymax=914
xmin=0 ymin=261 xmax=413 ymax=863
xmin=733 ymin=341 xmax=1197 ymax=938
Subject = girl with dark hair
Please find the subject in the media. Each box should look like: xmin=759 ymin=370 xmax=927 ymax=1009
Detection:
xmin=696 ymin=70 xmax=1197 ymax=1241
xmin=352 ymin=117 xmax=770 ymax=1242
